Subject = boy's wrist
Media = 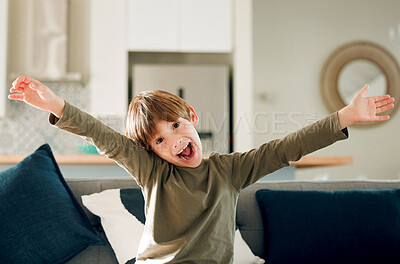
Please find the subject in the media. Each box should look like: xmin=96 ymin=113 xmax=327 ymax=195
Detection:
xmin=50 ymin=96 xmax=66 ymax=118
xmin=338 ymin=105 xmax=356 ymax=129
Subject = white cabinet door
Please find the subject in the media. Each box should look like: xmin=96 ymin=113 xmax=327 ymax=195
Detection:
xmin=127 ymin=0 xmax=179 ymax=52
xmin=127 ymin=0 xmax=232 ymax=52
xmin=90 ymin=0 xmax=127 ymax=116
xmin=0 ymin=0 xmax=8 ymax=117
xmin=180 ymin=0 xmax=232 ymax=52
xmin=133 ymin=64 xmax=230 ymax=154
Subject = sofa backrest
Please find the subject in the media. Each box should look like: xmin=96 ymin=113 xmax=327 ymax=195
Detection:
xmin=66 ymin=178 xmax=400 ymax=259
xmin=237 ymin=180 xmax=400 ymax=258
xmin=66 ymin=178 xmax=139 ymax=227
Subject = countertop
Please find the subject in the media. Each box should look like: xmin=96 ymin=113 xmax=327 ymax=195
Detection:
xmin=0 ymin=154 xmax=353 ymax=168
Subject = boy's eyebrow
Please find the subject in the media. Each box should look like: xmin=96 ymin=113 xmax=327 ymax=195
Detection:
xmin=157 ymin=120 xmax=174 ymax=131
xmin=150 ymin=131 xmax=160 ymax=142
xmin=149 ymin=125 xmax=163 ymax=142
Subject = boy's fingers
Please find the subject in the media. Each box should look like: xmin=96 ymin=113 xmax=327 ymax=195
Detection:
xmin=15 ymin=75 xmax=25 ymax=84
xmin=14 ymin=75 xmax=25 ymax=87
xmin=17 ymin=75 xmax=31 ymax=84
xmin=8 ymin=94 xmax=24 ymax=101
xmin=374 ymin=115 xmax=390 ymax=121
xmin=10 ymin=84 xmax=28 ymax=94
xmin=376 ymin=103 xmax=394 ymax=114
xmin=373 ymin=94 xmax=392 ymax=103
xmin=375 ymin=97 xmax=395 ymax=108
xmin=15 ymin=75 xmax=40 ymax=88
xmin=357 ymin=84 xmax=369 ymax=97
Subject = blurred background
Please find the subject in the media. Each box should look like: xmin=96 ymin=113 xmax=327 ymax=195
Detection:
xmin=1 ymin=0 xmax=399 ymax=181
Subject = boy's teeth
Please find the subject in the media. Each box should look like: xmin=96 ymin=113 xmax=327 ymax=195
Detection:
xmin=177 ymin=142 xmax=189 ymax=155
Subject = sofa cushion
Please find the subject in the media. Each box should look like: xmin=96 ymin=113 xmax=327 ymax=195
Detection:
xmin=255 ymin=188 xmax=400 ymax=264
xmin=82 ymin=187 xmax=265 ymax=264
xmin=234 ymin=230 xmax=265 ymax=264
xmin=0 ymin=144 xmax=104 ymax=264
xmin=82 ymin=188 xmax=145 ymax=264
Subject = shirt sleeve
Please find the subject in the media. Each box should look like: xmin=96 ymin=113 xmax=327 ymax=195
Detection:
xmin=224 ymin=112 xmax=349 ymax=190
xmin=48 ymin=101 xmax=155 ymax=187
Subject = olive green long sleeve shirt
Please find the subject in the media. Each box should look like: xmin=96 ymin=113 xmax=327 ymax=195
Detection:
xmin=50 ymin=102 xmax=348 ymax=263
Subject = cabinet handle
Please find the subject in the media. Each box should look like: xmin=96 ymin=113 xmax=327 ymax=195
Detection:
xmin=178 ymin=87 xmax=184 ymax=99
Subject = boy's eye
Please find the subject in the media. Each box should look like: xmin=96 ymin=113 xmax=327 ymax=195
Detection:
xmin=173 ymin=122 xmax=180 ymax=129
xmin=156 ymin=138 xmax=164 ymax=144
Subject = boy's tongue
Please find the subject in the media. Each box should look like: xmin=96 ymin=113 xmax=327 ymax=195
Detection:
xmin=180 ymin=144 xmax=191 ymax=157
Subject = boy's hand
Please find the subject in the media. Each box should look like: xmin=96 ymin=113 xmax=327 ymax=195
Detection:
xmin=338 ymin=84 xmax=395 ymax=129
xmin=8 ymin=75 xmax=65 ymax=118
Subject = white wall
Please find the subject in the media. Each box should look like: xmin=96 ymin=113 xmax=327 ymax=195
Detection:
xmin=253 ymin=0 xmax=400 ymax=180
xmin=233 ymin=0 xmax=254 ymax=152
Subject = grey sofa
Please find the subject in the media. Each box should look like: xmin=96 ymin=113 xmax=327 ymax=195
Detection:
xmin=65 ymin=178 xmax=400 ymax=263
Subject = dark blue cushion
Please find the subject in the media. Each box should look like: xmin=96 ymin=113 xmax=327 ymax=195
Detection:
xmin=120 ymin=188 xmax=146 ymax=224
xmin=0 ymin=144 xmax=104 ymax=264
xmin=255 ymin=189 xmax=400 ymax=264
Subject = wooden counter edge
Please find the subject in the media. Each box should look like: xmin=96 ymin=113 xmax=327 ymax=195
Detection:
xmin=0 ymin=155 xmax=353 ymax=167
xmin=0 ymin=154 xmax=115 ymax=165
xmin=291 ymin=156 xmax=353 ymax=168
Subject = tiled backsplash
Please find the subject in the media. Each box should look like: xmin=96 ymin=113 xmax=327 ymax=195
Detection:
xmin=1 ymin=81 xmax=216 ymax=155
xmin=0 ymin=82 xmax=125 ymax=155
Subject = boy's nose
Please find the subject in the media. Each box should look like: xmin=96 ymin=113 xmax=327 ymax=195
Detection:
xmin=174 ymin=139 xmax=183 ymax=149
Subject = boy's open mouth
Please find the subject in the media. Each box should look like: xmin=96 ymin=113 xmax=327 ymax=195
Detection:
xmin=177 ymin=142 xmax=195 ymax=161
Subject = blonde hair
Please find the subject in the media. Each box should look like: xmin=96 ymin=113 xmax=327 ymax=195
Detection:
xmin=125 ymin=90 xmax=191 ymax=150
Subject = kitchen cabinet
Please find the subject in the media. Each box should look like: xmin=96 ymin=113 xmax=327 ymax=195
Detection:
xmin=0 ymin=0 xmax=8 ymax=117
xmin=133 ymin=64 xmax=230 ymax=153
xmin=127 ymin=0 xmax=232 ymax=53
xmin=179 ymin=0 xmax=231 ymax=52
xmin=127 ymin=0 xmax=179 ymax=52
xmin=90 ymin=0 xmax=128 ymax=116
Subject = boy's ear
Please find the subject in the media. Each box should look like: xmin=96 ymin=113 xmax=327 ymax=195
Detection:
xmin=188 ymin=106 xmax=199 ymax=126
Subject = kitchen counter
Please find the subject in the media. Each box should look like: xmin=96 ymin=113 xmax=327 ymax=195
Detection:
xmin=0 ymin=154 xmax=353 ymax=168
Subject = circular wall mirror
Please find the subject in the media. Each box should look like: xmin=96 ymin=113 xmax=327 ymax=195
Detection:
xmin=321 ymin=42 xmax=400 ymax=126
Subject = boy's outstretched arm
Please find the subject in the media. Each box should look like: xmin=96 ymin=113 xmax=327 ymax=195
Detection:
xmin=227 ymin=84 xmax=395 ymax=190
xmin=9 ymin=75 xmax=66 ymax=118
xmin=9 ymin=75 xmax=155 ymax=187
xmin=337 ymin=84 xmax=395 ymax=129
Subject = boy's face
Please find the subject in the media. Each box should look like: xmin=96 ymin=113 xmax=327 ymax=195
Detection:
xmin=149 ymin=107 xmax=203 ymax=168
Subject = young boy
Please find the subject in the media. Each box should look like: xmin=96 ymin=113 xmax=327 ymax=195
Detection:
xmin=9 ymin=75 xmax=394 ymax=263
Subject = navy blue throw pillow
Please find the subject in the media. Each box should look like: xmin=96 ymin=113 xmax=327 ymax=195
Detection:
xmin=255 ymin=189 xmax=400 ymax=264
xmin=120 ymin=188 xmax=146 ymax=224
xmin=0 ymin=144 xmax=104 ymax=264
